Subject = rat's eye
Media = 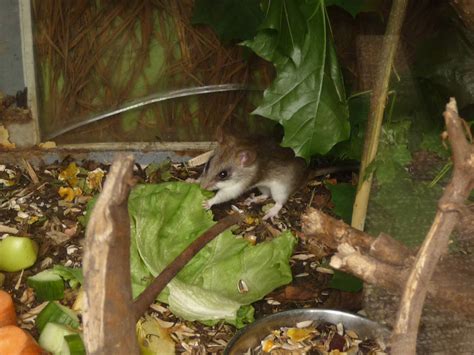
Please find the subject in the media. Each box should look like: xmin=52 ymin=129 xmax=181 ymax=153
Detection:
xmin=218 ymin=170 xmax=228 ymax=179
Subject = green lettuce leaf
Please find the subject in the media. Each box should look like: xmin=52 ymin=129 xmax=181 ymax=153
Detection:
xmin=126 ymin=182 xmax=296 ymax=326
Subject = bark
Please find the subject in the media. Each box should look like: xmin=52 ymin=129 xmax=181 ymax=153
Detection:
xmin=82 ymin=154 xmax=139 ymax=355
xmin=302 ymin=208 xmax=474 ymax=317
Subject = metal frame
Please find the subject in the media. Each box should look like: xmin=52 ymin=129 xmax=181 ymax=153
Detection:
xmin=18 ymin=0 xmax=41 ymax=145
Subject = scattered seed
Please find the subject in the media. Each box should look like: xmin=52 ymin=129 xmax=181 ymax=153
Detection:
xmin=291 ymin=254 xmax=315 ymax=261
xmin=238 ymin=279 xmax=249 ymax=293
xmin=266 ymin=299 xmax=281 ymax=305
xmin=295 ymin=272 xmax=309 ymax=278
xmin=316 ymin=266 xmax=334 ymax=274
xmin=66 ymin=245 xmax=79 ymax=255
xmin=296 ymin=320 xmax=313 ymax=328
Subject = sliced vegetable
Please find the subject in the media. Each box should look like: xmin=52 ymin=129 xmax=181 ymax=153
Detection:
xmin=0 ymin=325 xmax=42 ymax=355
xmin=136 ymin=315 xmax=175 ymax=355
xmin=0 ymin=290 xmax=17 ymax=327
xmin=38 ymin=322 xmax=78 ymax=355
xmin=64 ymin=334 xmax=86 ymax=355
xmin=36 ymin=302 xmax=79 ymax=333
xmin=52 ymin=265 xmax=83 ymax=288
xmin=71 ymin=288 xmax=84 ymax=312
xmin=0 ymin=236 xmax=38 ymax=272
xmin=27 ymin=269 xmax=65 ymax=301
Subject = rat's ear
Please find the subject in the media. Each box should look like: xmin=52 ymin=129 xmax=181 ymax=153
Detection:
xmin=237 ymin=150 xmax=256 ymax=167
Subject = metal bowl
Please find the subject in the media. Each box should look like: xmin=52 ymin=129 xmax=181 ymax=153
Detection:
xmin=225 ymin=309 xmax=389 ymax=354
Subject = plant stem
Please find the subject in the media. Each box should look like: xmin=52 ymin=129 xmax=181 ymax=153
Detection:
xmin=351 ymin=0 xmax=409 ymax=231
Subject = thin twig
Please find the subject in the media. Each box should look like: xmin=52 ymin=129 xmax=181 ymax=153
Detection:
xmin=22 ymin=159 xmax=40 ymax=185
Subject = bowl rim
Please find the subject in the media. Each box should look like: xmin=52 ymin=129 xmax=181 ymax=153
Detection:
xmin=225 ymin=308 xmax=389 ymax=354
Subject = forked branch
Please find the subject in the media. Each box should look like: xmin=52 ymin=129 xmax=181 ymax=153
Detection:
xmin=391 ymin=98 xmax=474 ymax=354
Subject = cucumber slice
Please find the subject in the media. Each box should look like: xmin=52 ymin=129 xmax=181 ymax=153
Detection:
xmin=64 ymin=334 xmax=86 ymax=355
xmin=27 ymin=269 xmax=65 ymax=301
xmin=36 ymin=301 xmax=80 ymax=333
xmin=38 ymin=322 xmax=78 ymax=355
xmin=52 ymin=265 xmax=83 ymax=288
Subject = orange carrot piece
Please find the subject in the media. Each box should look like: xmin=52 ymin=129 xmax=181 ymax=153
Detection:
xmin=0 ymin=325 xmax=43 ymax=355
xmin=0 ymin=290 xmax=17 ymax=327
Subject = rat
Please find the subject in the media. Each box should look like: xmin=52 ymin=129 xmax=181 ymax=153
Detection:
xmin=197 ymin=134 xmax=359 ymax=220
xmin=198 ymin=134 xmax=307 ymax=220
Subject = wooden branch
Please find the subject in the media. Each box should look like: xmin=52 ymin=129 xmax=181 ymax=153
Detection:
xmin=302 ymin=208 xmax=474 ymax=316
xmin=330 ymin=244 xmax=406 ymax=291
xmin=351 ymin=0 xmax=409 ymax=230
xmin=329 ymin=244 xmax=474 ymax=316
xmin=391 ymin=98 xmax=474 ymax=354
xmin=82 ymin=154 xmax=138 ymax=355
xmin=369 ymin=232 xmax=414 ymax=267
xmin=133 ymin=213 xmax=242 ymax=321
xmin=302 ymin=208 xmax=413 ymax=266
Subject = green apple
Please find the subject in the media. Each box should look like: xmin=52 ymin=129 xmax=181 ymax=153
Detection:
xmin=0 ymin=236 xmax=39 ymax=272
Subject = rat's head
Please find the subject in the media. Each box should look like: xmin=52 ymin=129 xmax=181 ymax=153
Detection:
xmin=199 ymin=135 xmax=257 ymax=191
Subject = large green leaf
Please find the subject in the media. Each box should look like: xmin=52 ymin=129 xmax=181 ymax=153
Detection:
xmin=329 ymin=93 xmax=370 ymax=160
xmin=243 ymin=0 xmax=349 ymax=160
xmin=126 ymin=182 xmax=296 ymax=325
xmin=260 ymin=0 xmax=306 ymax=65
xmin=191 ymin=0 xmax=264 ymax=42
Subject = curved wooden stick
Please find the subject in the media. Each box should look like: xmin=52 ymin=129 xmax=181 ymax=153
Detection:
xmin=391 ymin=98 xmax=474 ymax=354
xmin=83 ymin=154 xmax=138 ymax=355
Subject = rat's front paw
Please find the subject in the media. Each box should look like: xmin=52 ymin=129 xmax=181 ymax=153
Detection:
xmin=202 ymin=199 xmax=213 ymax=210
xmin=262 ymin=202 xmax=283 ymax=221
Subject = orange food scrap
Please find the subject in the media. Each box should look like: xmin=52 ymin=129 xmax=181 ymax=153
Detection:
xmin=261 ymin=338 xmax=275 ymax=352
xmin=0 ymin=325 xmax=42 ymax=355
xmin=286 ymin=327 xmax=315 ymax=342
xmin=0 ymin=290 xmax=16 ymax=327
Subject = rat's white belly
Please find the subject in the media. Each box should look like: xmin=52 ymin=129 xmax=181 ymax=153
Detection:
xmin=253 ymin=179 xmax=290 ymax=202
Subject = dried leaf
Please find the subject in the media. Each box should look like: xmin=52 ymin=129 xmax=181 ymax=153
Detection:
xmin=86 ymin=168 xmax=105 ymax=190
xmin=58 ymin=186 xmax=83 ymax=202
xmin=58 ymin=162 xmax=80 ymax=186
